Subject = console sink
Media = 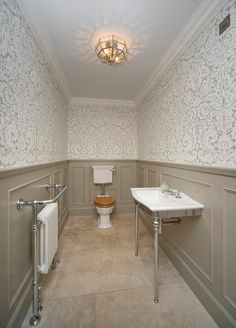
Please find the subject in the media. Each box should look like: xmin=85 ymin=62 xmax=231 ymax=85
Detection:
xmin=131 ymin=187 xmax=204 ymax=304
xmin=131 ymin=187 xmax=204 ymax=213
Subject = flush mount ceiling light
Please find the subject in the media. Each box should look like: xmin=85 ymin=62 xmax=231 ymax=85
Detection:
xmin=95 ymin=34 xmax=129 ymax=65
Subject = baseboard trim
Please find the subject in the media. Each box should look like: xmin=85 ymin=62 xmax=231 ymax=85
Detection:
xmin=160 ymin=236 xmax=236 ymax=328
xmin=8 ymin=278 xmax=32 ymax=328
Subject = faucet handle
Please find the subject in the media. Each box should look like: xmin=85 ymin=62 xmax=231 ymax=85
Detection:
xmin=175 ymin=191 xmax=181 ymax=199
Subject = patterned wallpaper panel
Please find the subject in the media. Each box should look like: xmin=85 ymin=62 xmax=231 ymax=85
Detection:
xmin=1 ymin=0 xmax=236 ymax=168
xmin=68 ymin=102 xmax=137 ymax=160
xmin=0 ymin=0 xmax=68 ymax=168
xmin=137 ymin=0 xmax=236 ymax=168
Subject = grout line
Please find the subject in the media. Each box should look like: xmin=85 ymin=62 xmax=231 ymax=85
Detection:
xmin=49 ymin=284 xmax=155 ymax=301
xmin=44 ymin=278 xmax=186 ymax=302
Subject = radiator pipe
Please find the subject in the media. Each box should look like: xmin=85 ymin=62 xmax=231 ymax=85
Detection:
xmin=30 ymin=202 xmax=42 ymax=326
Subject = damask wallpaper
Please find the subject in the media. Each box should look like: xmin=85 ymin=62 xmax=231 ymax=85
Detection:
xmin=0 ymin=0 xmax=68 ymax=168
xmin=68 ymin=101 xmax=137 ymax=160
xmin=137 ymin=0 xmax=236 ymax=168
xmin=1 ymin=0 xmax=236 ymax=168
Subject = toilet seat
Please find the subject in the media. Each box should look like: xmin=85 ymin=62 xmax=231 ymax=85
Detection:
xmin=94 ymin=196 xmax=115 ymax=208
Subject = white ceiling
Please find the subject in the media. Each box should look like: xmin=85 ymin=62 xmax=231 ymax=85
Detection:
xmin=18 ymin=0 xmax=220 ymax=102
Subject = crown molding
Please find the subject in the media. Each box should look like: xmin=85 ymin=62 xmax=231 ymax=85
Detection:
xmin=134 ymin=0 xmax=229 ymax=107
xmin=16 ymin=0 xmax=228 ymax=106
xmin=70 ymin=97 xmax=135 ymax=108
xmin=16 ymin=0 xmax=72 ymax=102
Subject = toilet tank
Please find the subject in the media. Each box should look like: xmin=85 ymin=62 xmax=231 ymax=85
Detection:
xmin=93 ymin=166 xmax=114 ymax=184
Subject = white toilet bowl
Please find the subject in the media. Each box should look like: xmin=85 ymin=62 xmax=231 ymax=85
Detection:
xmin=94 ymin=196 xmax=115 ymax=229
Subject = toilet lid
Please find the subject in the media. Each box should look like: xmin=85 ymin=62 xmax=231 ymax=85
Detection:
xmin=94 ymin=196 xmax=115 ymax=207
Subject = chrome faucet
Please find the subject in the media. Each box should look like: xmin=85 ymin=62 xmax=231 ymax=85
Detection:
xmin=160 ymin=182 xmax=181 ymax=198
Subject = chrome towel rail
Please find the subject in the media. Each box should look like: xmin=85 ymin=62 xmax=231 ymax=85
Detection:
xmin=16 ymin=183 xmax=67 ymax=326
xmin=45 ymin=183 xmax=65 ymax=189
xmin=16 ymin=184 xmax=67 ymax=209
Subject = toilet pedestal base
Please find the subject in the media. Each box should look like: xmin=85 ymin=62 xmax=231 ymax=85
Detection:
xmin=98 ymin=215 xmax=112 ymax=229
xmin=96 ymin=206 xmax=114 ymax=229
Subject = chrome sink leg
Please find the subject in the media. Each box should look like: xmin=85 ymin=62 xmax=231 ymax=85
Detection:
xmin=153 ymin=216 xmax=160 ymax=303
xmin=135 ymin=203 xmax=139 ymax=256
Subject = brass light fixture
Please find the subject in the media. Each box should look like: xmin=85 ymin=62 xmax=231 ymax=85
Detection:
xmin=95 ymin=34 xmax=128 ymax=65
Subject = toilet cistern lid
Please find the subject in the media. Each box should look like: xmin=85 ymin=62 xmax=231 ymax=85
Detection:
xmin=93 ymin=165 xmax=114 ymax=184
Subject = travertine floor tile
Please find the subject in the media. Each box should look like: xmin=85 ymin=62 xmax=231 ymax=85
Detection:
xmin=65 ymin=216 xmax=97 ymax=230
xmin=22 ymin=214 xmax=218 ymax=328
xmin=53 ymin=247 xmax=151 ymax=298
xmin=22 ymin=295 xmax=95 ymax=328
xmin=59 ymin=226 xmax=121 ymax=254
xmin=40 ymin=268 xmax=59 ymax=300
xmin=52 ymin=250 xmax=107 ymax=298
xmin=139 ymin=246 xmax=184 ymax=286
xmin=95 ymin=283 xmax=218 ymax=328
xmin=114 ymin=219 xmax=153 ymax=249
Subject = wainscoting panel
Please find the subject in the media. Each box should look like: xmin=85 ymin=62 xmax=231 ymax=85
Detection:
xmin=147 ymin=168 xmax=159 ymax=187
xmin=160 ymin=172 xmax=213 ymax=283
xmin=68 ymin=160 xmax=136 ymax=216
xmin=137 ymin=161 xmax=236 ymax=328
xmin=137 ymin=167 xmax=145 ymax=187
xmin=137 ymin=163 xmax=159 ymax=187
xmin=0 ymin=161 xmax=68 ymax=328
xmin=121 ymin=166 xmax=135 ymax=202
xmin=2 ymin=159 xmax=236 ymax=328
xmin=223 ymin=188 xmax=236 ymax=311
xmin=89 ymin=188 xmax=117 ymax=206
xmin=61 ymin=166 xmax=68 ymax=223
xmin=53 ymin=170 xmax=62 ymax=222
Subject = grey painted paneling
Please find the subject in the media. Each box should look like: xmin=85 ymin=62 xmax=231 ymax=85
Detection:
xmin=137 ymin=167 xmax=145 ymax=187
xmin=71 ymin=167 xmax=85 ymax=205
xmin=69 ymin=160 xmax=136 ymax=215
xmin=121 ymin=166 xmax=136 ymax=202
xmin=223 ymin=188 xmax=236 ymax=310
xmin=137 ymin=164 xmax=159 ymax=187
xmin=137 ymin=161 xmax=236 ymax=328
xmin=62 ymin=167 xmax=68 ymax=221
xmin=147 ymin=169 xmax=158 ymax=187
xmin=54 ymin=170 xmax=62 ymax=222
xmin=1 ymin=159 xmax=236 ymax=328
xmin=160 ymin=172 xmax=213 ymax=283
xmin=0 ymin=161 xmax=69 ymax=328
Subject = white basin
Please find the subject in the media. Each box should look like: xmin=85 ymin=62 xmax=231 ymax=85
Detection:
xmin=131 ymin=187 xmax=204 ymax=212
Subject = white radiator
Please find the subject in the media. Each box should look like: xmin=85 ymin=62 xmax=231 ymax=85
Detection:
xmin=38 ymin=203 xmax=58 ymax=274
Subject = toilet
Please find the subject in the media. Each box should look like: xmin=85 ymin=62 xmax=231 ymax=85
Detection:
xmin=93 ymin=166 xmax=115 ymax=229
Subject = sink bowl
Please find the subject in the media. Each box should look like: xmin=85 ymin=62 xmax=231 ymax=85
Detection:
xmin=131 ymin=187 xmax=204 ymax=213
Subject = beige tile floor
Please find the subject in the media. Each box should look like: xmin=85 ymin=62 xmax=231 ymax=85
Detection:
xmin=22 ymin=213 xmax=218 ymax=328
